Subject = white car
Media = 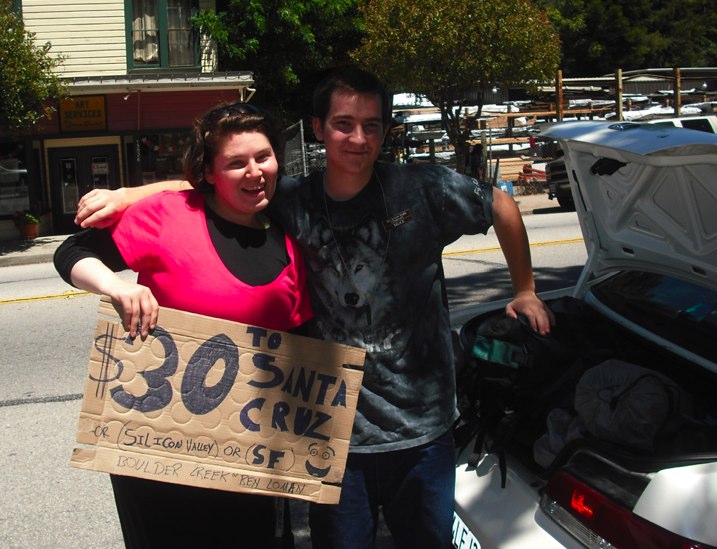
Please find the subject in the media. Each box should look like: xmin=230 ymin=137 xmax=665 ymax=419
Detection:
xmin=545 ymin=115 xmax=717 ymax=212
xmin=451 ymin=121 xmax=717 ymax=549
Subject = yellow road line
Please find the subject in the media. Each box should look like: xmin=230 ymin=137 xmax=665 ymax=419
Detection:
xmin=442 ymin=237 xmax=585 ymax=257
xmin=2 ymin=237 xmax=585 ymax=304
xmin=0 ymin=290 xmax=89 ymax=305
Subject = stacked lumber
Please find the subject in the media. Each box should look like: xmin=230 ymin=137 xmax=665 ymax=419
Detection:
xmin=487 ymin=158 xmax=532 ymax=182
xmin=517 ymin=164 xmax=546 ymax=184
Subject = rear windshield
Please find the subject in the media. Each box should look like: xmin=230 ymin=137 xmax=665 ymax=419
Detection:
xmin=680 ymin=119 xmax=715 ymax=133
xmin=649 ymin=119 xmax=715 ymax=133
xmin=592 ymin=272 xmax=717 ymax=362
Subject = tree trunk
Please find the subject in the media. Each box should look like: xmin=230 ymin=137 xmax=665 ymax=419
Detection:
xmin=454 ymin=141 xmax=469 ymax=174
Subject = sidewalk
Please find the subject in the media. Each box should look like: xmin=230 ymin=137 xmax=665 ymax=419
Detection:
xmin=0 ymin=192 xmax=559 ymax=268
xmin=0 ymin=234 xmax=69 ymax=267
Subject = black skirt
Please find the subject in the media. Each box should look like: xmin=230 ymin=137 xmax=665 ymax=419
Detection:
xmin=110 ymin=474 xmax=293 ymax=548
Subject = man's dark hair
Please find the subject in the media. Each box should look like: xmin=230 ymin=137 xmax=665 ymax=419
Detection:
xmin=312 ymin=66 xmax=392 ymax=128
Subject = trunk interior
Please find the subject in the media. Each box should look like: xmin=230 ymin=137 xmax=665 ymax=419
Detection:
xmin=456 ymin=295 xmax=717 ymax=504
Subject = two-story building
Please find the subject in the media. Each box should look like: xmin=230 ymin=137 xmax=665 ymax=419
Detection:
xmin=1 ymin=0 xmax=254 ymax=239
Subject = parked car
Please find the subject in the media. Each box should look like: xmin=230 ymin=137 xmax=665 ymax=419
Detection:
xmin=544 ymin=115 xmax=717 ymax=211
xmin=545 ymin=152 xmax=573 ymax=210
xmin=452 ymin=120 xmax=717 ymax=549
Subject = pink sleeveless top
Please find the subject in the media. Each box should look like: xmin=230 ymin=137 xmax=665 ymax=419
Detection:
xmin=110 ymin=190 xmax=312 ymax=331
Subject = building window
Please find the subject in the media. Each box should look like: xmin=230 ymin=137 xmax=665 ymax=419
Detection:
xmin=0 ymin=143 xmax=29 ymax=217
xmin=127 ymin=0 xmax=197 ymax=70
xmin=134 ymin=133 xmax=187 ymax=184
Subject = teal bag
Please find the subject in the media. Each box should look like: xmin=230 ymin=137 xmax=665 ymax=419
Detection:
xmin=471 ymin=335 xmax=528 ymax=369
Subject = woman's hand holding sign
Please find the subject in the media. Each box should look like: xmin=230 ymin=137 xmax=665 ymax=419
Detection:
xmin=70 ymin=257 xmax=159 ymax=339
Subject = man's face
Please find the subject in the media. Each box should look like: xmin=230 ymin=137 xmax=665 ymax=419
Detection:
xmin=313 ymin=90 xmax=386 ymax=182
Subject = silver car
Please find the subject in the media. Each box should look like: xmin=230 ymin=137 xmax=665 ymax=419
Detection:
xmin=452 ymin=121 xmax=717 ymax=549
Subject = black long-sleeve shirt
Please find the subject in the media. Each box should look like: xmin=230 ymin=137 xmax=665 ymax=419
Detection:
xmin=54 ymin=204 xmax=289 ymax=287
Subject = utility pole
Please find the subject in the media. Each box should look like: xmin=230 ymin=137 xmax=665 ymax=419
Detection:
xmin=674 ymin=67 xmax=682 ymax=117
xmin=615 ymin=69 xmax=623 ymax=121
xmin=555 ymin=69 xmax=563 ymax=121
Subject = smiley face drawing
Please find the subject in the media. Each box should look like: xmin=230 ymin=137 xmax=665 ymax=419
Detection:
xmin=305 ymin=443 xmax=336 ymax=478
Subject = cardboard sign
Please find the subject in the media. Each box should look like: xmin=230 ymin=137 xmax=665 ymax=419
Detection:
xmin=72 ymin=299 xmax=366 ymax=504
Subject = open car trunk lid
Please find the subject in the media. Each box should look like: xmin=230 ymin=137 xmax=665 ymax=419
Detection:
xmin=539 ymin=121 xmax=717 ymax=295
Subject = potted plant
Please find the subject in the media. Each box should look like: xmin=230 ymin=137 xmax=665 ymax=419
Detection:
xmin=13 ymin=210 xmax=40 ymax=240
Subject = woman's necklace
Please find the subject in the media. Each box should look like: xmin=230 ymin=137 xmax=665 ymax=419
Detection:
xmin=322 ymin=171 xmax=392 ymax=326
xmin=255 ymin=212 xmax=271 ymax=230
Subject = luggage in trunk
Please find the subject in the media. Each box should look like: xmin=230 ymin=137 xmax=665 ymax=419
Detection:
xmin=455 ymin=296 xmax=717 ymax=488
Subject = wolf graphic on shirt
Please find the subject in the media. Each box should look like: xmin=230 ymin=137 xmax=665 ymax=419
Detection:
xmin=306 ymin=215 xmax=397 ymax=348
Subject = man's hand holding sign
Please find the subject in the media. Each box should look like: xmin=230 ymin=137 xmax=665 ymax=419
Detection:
xmin=74 ymin=298 xmax=365 ymax=504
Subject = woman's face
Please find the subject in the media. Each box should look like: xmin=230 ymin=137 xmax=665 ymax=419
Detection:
xmin=203 ymin=130 xmax=278 ymax=225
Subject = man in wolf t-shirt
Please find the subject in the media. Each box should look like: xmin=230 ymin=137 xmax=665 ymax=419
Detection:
xmin=270 ymin=67 xmax=553 ymax=549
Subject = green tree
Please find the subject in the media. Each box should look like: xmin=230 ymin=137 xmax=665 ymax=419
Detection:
xmin=194 ymin=0 xmax=363 ymax=125
xmin=351 ymin=0 xmax=560 ymax=172
xmin=540 ymin=0 xmax=717 ymax=76
xmin=0 ymin=1 xmax=66 ymax=136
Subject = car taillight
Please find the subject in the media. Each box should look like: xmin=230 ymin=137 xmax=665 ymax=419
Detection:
xmin=540 ymin=470 xmax=715 ymax=549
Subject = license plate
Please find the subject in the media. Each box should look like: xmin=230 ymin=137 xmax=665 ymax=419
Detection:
xmin=452 ymin=511 xmax=481 ymax=549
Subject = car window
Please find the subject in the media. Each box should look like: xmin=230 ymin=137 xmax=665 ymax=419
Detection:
xmin=592 ymin=272 xmax=717 ymax=362
xmin=680 ymin=119 xmax=715 ymax=133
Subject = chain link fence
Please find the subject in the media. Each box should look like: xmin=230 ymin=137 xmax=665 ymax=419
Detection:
xmin=284 ymin=120 xmax=326 ymax=176
xmin=284 ymin=120 xmax=307 ymax=176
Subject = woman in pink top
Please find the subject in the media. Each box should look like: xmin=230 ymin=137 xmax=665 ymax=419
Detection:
xmin=54 ymin=102 xmax=312 ymax=548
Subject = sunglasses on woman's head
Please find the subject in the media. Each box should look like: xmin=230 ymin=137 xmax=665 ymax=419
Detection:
xmin=204 ymin=102 xmax=262 ymax=128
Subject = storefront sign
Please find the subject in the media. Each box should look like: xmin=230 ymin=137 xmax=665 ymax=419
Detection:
xmin=72 ymin=299 xmax=366 ymax=504
xmin=60 ymin=96 xmax=107 ymax=132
